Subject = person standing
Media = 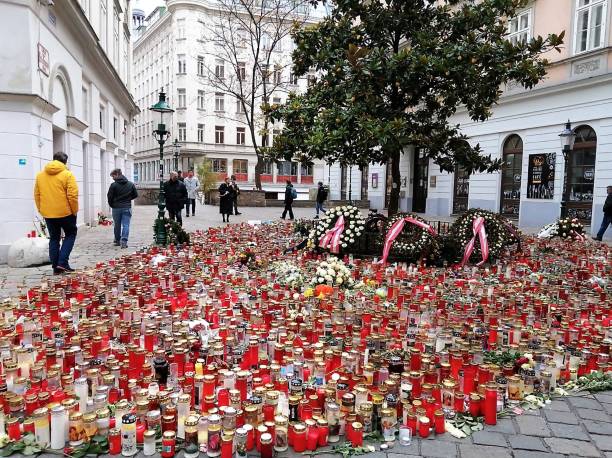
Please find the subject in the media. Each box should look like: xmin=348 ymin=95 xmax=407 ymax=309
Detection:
xmin=184 ymin=170 xmax=200 ymax=217
xmin=315 ymin=181 xmax=328 ymax=218
xmin=164 ymin=171 xmax=188 ymax=225
xmin=33 ymin=152 xmax=79 ymax=275
xmin=107 ymin=168 xmax=138 ymax=248
xmin=219 ymin=177 xmax=234 ymax=222
xmin=281 ymin=180 xmax=296 ymax=220
xmin=230 ymin=175 xmax=241 ymax=215
xmin=177 ymin=170 xmax=185 ymax=182
xmin=594 ymin=185 xmax=612 ymax=241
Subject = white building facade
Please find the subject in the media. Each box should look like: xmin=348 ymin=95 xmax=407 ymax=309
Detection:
xmin=132 ymin=0 xmax=325 ymax=196
xmin=0 ymin=0 xmax=138 ymax=263
xmin=327 ymin=0 xmax=612 ymax=238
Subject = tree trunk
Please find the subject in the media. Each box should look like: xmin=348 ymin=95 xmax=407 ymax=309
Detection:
xmin=387 ymin=150 xmax=401 ymax=216
xmin=254 ymin=154 xmax=263 ymax=190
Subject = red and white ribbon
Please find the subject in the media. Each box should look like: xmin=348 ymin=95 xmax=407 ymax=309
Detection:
xmin=570 ymin=230 xmax=585 ymax=241
xmin=379 ymin=217 xmax=437 ymax=264
xmin=460 ymin=216 xmax=489 ymax=267
xmin=318 ymin=215 xmax=345 ymax=254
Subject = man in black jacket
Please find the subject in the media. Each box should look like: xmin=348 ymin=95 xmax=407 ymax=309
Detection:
xmin=107 ymin=168 xmax=138 ymax=248
xmin=164 ymin=171 xmax=188 ymax=225
xmin=594 ymin=185 xmax=612 ymax=241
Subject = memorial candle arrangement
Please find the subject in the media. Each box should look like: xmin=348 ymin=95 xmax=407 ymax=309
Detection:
xmin=0 ymin=221 xmax=610 ymax=457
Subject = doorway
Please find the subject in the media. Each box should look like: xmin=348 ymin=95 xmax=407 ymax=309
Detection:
xmin=340 ymin=166 xmax=348 ymax=200
xmin=566 ymin=125 xmax=597 ymax=222
xmin=500 ymin=135 xmax=523 ymax=218
xmin=412 ymin=149 xmax=428 ymax=213
xmin=360 ymin=165 xmax=369 ymax=200
xmin=452 ymin=164 xmax=470 ymax=214
xmin=384 ymin=161 xmax=393 ymax=208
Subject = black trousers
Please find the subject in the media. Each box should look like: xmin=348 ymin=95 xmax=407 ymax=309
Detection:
xmin=233 ymin=197 xmax=239 ymax=214
xmin=168 ymin=208 xmax=183 ymax=225
xmin=282 ymin=203 xmax=294 ymax=220
xmin=186 ymin=198 xmax=196 ymax=215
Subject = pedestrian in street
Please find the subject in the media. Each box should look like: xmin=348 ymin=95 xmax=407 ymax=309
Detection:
xmin=231 ymin=175 xmax=242 ymax=215
xmin=107 ymin=168 xmax=138 ymax=248
xmin=281 ymin=180 xmax=296 ymax=220
xmin=184 ymin=170 xmax=200 ymax=217
xmin=177 ymin=170 xmax=185 ymax=182
xmin=219 ymin=177 xmax=234 ymax=223
xmin=33 ymin=151 xmax=79 ymax=275
xmin=315 ymin=181 xmax=328 ymax=218
xmin=164 ymin=171 xmax=188 ymax=225
xmin=594 ymin=185 xmax=612 ymax=241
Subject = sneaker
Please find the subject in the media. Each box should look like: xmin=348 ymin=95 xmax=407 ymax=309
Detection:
xmin=592 ymin=237 xmax=603 ymax=241
xmin=121 ymin=243 xmax=128 ymax=249
xmin=113 ymin=240 xmax=120 ymax=246
xmin=56 ymin=265 xmax=75 ymax=274
xmin=53 ymin=268 xmax=65 ymax=275
xmin=235 ymin=212 xmax=242 ymax=215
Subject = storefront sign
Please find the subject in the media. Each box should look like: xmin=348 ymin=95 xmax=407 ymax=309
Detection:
xmin=527 ymin=153 xmax=555 ymax=199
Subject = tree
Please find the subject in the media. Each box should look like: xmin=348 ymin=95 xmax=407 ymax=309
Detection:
xmin=197 ymin=159 xmax=220 ymax=195
xmin=205 ymin=0 xmax=313 ymax=190
xmin=266 ymin=0 xmax=564 ymax=215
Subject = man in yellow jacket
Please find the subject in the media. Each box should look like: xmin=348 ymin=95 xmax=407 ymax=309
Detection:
xmin=34 ymin=152 xmax=79 ymax=274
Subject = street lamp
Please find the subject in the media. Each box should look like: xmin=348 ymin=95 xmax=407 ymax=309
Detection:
xmin=172 ymin=138 xmax=181 ymax=172
xmin=559 ymin=120 xmax=576 ymax=218
xmin=149 ymin=89 xmax=174 ymax=245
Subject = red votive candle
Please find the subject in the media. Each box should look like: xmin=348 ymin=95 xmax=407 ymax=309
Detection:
xmin=293 ymin=424 xmax=307 ymax=452
xmin=469 ymin=393 xmax=481 ymax=417
xmin=484 ymin=382 xmax=498 ymax=425
xmin=418 ymin=416 xmax=430 ymax=438
xmin=350 ymin=422 xmax=363 ymax=447
xmin=434 ymin=410 xmax=445 ymax=434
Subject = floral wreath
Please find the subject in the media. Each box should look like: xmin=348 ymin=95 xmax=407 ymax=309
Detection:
xmin=311 ymin=205 xmax=366 ymax=253
xmin=383 ymin=213 xmax=441 ymax=262
xmin=449 ymin=209 xmax=520 ymax=264
xmin=556 ymin=217 xmax=585 ymax=240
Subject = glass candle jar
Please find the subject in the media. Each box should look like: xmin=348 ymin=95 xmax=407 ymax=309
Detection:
xmin=292 ymin=423 xmax=306 ymax=453
xmin=317 ymin=418 xmax=329 ymax=446
xmin=418 ymin=416 xmax=430 ymax=438
xmin=207 ymin=420 xmax=221 ymax=457
xmin=381 ymin=408 xmax=396 ymax=442
xmin=274 ymin=415 xmax=288 ymax=452
xmin=235 ymin=427 xmax=248 ymax=458
xmin=69 ymin=412 xmax=86 ymax=446
xmin=83 ymin=412 xmax=98 ymax=439
xmin=221 ymin=432 xmax=234 ymax=458
xmin=121 ymin=413 xmax=138 ymax=456
xmin=326 ymin=401 xmax=340 ymax=443
xmin=484 ymin=382 xmax=498 ymax=426
xmin=143 ymin=430 xmax=157 ymax=456
xmin=33 ymin=407 xmax=50 ymax=447
xmin=7 ymin=417 xmax=21 ymax=441
xmin=434 ymin=410 xmax=445 ymax=434
xmin=109 ymin=428 xmax=121 ymax=455
xmin=185 ymin=415 xmax=199 ymax=446
xmin=260 ymin=432 xmax=273 ymax=458
xmin=161 ymin=431 xmax=176 ymax=458
xmin=350 ymin=422 xmax=363 ymax=447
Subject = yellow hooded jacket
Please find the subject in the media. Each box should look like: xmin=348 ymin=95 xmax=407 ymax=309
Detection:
xmin=34 ymin=160 xmax=79 ymax=218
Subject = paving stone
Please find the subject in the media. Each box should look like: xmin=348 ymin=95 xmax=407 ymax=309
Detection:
xmin=548 ymin=400 xmax=571 ymax=411
xmin=576 ymin=408 xmax=611 ymax=422
xmin=548 ymin=423 xmax=590 ymax=441
xmin=516 ymin=415 xmax=551 ymax=437
xmin=544 ymin=438 xmax=601 ymax=457
xmin=507 ymin=435 xmax=548 ymax=451
xmin=595 ymin=393 xmax=612 ymax=404
xmin=458 ymin=444 xmax=511 ymax=458
xmin=544 ymin=409 xmax=579 ymax=424
xmin=583 ymin=420 xmax=612 ymax=435
xmin=485 ymin=418 xmax=516 ymax=434
xmin=388 ymin=441 xmax=420 ymax=455
xmin=388 ymin=454 xmax=420 ymax=458
xmin=420 ymin=440 xmax=457 ymax=457
xmin=471 ymin=431 xmax=507 ymax=447
xmin=567 ymin=396 xmax=603 ymax=410
xmin=513 ymin=452 xmax=564 ymax=458
xmin=591 ymin=434 xmax=612 ymax=452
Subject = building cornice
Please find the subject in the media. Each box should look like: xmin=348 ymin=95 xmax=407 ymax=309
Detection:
xmin=67 ymin=116 xmax=89 ymax=134
xmin=0 ymin=92 xmax=60 ymax=121
xmin=106 ymin=140 xmax=120 ymax=151
xmin=89 ymin=132 xmax=106 ymax=146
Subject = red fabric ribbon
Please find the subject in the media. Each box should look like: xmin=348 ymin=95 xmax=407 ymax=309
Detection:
xmin=318 ymin=215 xmax=345 ymax=254
xmin=379 ymin=217 xmax=437 ymax=264
xmin=460 ymin=216 xmax=489 ymax=267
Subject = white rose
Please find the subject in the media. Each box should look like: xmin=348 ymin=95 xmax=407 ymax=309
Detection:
xmin=342 ymin=243 xmax=347 ymax=247
xmin=336 ymin=277 xmax=343 ymax=285
xmin=350 ymin=238 xmax=355 ymax=243
xmin=318 ymin=277 xmax=325 ymax=283
xmin=327 ymin=269 xmax=335 ymax=276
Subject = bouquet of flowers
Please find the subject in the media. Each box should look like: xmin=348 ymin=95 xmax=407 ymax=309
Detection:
xmin=97 ymin=212 xmax=112 ymax=226
xmin=538 ymin=218 xmax=585 ymax=240
xmin=238 ymin=248 xmax=256 ymax=266
xmin=381 ymin=212 xmax=441 ymax=263
xmin=311 ymin=258 xmax=354 ymax=288
xmin=271 ymin=261 xmax=305 ymax=288
xmin=311 ymin=205 xmax=366 ymax=253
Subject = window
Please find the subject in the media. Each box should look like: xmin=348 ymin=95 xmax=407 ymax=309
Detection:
xmin=262 ymin=159 xmax=273 ymax=175
xmin=215 ymin=59 xmax=225 ymax=79
xmin=99 ymin=0 xmax=107 ymax=49
xmin=214 ymin=25 xmax=223 ymax=44
xmin=197 ymin=123 xmax=204 ymax=142
xmin=307 ymin=73 xmax=316 ymax=87
xmin=197 ymin=90 xmax=205 ymax=110
xmin=209 ymin=158 xmax=227 ymax=173
xmin=233 ymin=159 xmax=248 ymax=174
xmin=262 ymin=65 xmax=270 ymax=83
xmin=178 ymin=122 xmax=186 ymax=142
xmin=262 ymin=33 xmax=271 ymax=50
xmin=575 ymin=0 xmax=606 ymax=53
xmin=178 ymin=89 xmax=186 ymax=108
xmin=272 ymin=97 xmax=282 ymax=105
xmin=237 ymin=27 xmax=247 ymax=47
xmin=262 ymin=133 xmax=269 ymax=147
xmin=82 ymin=88 xmax=89 ymax=123
xmin=301 ymin=163 xmax=313 ymax=176
xmin=278 ymin=161 xmax=298 ymax=176
xmin=197 ymin=56 xmax=204 ymax=76
xmin=567 ymin=125 xmax=597 ymax=220
xmin=215 ymin=93 xmax=225 ymax=112
xmin=236 ymin=98 xmax=245 ymax=114
xmin=238 ymin=62 xmax=246 ymax=81
xmin=177 ymin=18 xmax=185 ymax=39
xmin=113 ymin=117 xmax=118 ymax=139
xmin=215 ymin=126 xmax=225 ymax=144
xmin=273 ymin=66 xmax=282 ymax=85
xmin=113 ymin=7 xmax=120 ymax=65
xmin=178 ymin=54 xmax=186 ymax=73
xmin=99 ymin=105 xmax=106 ymax=132
xmin=289 ymin=68 xmax=299 ymax=85
xmin=507 ymin=9 xmax=531 ymax=45
xmin=236 ymin=127 xmax=246 ymax=145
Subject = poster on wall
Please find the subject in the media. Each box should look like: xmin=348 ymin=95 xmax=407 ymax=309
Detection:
xmin=527 ymin=153 xmax=555 ymax=199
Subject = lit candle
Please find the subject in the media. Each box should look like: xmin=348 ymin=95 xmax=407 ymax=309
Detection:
xmin=484 ymin=382 xmax=498 ymax=425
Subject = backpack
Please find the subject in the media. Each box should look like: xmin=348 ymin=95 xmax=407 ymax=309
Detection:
xmin=290 ymin=187 xmax=298 ymax=199
xmin=319 ymin=187 xmax=328 ymax=200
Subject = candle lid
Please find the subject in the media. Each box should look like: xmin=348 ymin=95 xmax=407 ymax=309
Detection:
xmin=122 ymin=413 xmax=137 ymax=424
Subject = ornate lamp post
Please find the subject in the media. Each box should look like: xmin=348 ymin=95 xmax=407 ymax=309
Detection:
xmin=559 ymin=120 xmax=576 ymax=218
xmin=172 ymin=138 xmax=181 ymax=172
xmin=149 ymin=90 xmax=174 ymax=245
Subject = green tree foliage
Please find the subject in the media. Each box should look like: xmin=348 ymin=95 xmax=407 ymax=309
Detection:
xmin=266 ymin=0 xmax=564 ymax=214
xmin=197 ymin=160 xmax=220 ymax=194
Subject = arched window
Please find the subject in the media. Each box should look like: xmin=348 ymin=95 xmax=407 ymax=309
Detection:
xmin=500 ymin=134 xmax=523 ymax=217
xmin=567 ymin=125 xmax=597 ymax=221
xmin=453 ymin=141 xmax=471 ymax=214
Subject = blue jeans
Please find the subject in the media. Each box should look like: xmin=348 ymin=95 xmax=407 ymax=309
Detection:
xmin=112 ymin=207 xmax=132 ymax=244
xmin=596 ymin=214 xmax=612 ymax=240
xmin=316 ymin=202 xmax=326 ymax=215
xmin=45 ymin=215 xmax=77 ymax=269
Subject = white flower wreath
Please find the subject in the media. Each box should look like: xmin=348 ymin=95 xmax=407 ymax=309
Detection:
xmin=312 ymin=205 xmax=365 ymax=251
xmin=310 ymin=257 xmax=354 ymax=288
